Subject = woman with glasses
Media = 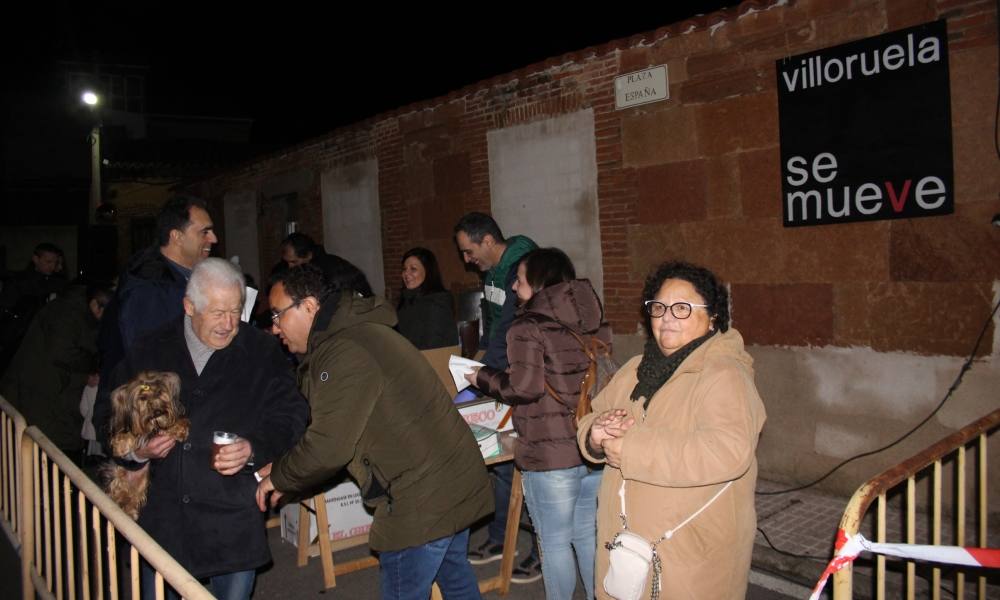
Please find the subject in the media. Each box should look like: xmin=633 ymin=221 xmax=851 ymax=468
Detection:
xmin=577 ymin=261 xmax=766 ymax=600
xmin=396 ymin=247 xmax=459 ymax=350
xmin=465 ymin=247 xmax=611 ymax=600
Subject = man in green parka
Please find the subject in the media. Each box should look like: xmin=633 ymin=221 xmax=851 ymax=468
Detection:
xmin=256 ymin=264 xmax=493 ymax=600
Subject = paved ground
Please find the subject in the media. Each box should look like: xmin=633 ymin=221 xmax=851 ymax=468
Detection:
xmin=0 ymin=529 xmax=20 ymax=600
xmin=252 ymin=517 xmax=807 ymax=599
xmin=246 ymin=477 xmax=834 ymax=599
xmin=1 ymin=480 xmax=815 ymax=599
xmin=5 ymin=477 xmax=996 ymax=598
xmin=0 ymin=479 xmax=829 ymax=600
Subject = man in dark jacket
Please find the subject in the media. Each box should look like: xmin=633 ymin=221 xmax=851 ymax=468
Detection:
xmin=0 ymin=242 xmax=68 ymax=371
xmin=1 ymin=283 xmax=110 ymax=459
xmin=454 ymin=212 xmax=540 ymax=579
xmin=277 ymin=232 xmax=374 ymax=297
xmin=95 ymin=258 xmax=308 ymax=600
xmin=97 ymin=195 xmax=217 ymax=384
xmin=257 ymin=264 xmax=492 ymax=600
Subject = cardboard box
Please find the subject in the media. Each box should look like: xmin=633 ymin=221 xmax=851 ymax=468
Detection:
xmin=280 ymin=479 xmax=374 ymax=547
xmin=457 ymin=398 xmax=514 ymax=432
xmin=419 ymin=345 xmax=461 ymax=398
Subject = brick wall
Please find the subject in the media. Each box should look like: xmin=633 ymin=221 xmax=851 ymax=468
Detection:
xmin=189 ymin=0 xmax=999 ymax=356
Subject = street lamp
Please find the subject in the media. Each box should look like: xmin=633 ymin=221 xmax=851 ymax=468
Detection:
xmin=81 ymin=90 xmax=101 ymax=224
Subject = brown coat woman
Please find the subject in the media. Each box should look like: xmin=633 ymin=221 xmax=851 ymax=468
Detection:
xmin=472 ymin=248 xmax=611 ymax=600
xmin=578 ymin=262 xmax=766 ymax=600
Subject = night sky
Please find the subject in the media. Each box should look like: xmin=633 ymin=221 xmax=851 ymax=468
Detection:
xmin=7 ymin=3 xmax=740 ymax=147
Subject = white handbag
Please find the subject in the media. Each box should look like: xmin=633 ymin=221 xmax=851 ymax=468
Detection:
xmin=604 ymin=529 xmax=657 ymax=600
xmin=603 ymin=480 xmax=732 ymax=600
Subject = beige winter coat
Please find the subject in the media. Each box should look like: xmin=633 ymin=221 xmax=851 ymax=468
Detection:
xmin=577 ymin=329 xmax=766 ymax=600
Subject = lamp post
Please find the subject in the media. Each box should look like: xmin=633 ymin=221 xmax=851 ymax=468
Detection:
xmin=81 ymin=90 xmax=101 ymax=225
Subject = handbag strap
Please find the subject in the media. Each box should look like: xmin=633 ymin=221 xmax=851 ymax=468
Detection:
xmin=541 ymin=323 xmax=598 ymax=413
xmin=544 ymin=380 xmax=570 ymax=407
xmin=617 ymin=479 xmax=733 ymax=544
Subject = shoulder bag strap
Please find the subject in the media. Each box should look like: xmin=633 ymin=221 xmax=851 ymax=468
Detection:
xmin=537 ymin=317 xmax=594 ymax=412
xmin=617 ymin=479 xmax=734 ymax=542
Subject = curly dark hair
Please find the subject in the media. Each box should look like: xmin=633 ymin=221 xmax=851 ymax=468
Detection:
xmin=272 ymin=264 xmax=334 ymax=305
xmin=640 ymin=261 xmax=730 ymax=333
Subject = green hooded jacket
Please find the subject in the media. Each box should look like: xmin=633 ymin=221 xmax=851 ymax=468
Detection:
xmin=483 ymin=235 xmax=537 ymax=340
xmin=270 ymin=293 xmax=493 ymax=551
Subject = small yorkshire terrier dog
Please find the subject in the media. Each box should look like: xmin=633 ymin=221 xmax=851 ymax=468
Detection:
xmin=104 ymin=371 xmax=190 ymax=519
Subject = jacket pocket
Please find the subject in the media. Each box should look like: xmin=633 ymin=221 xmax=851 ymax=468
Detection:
xmin=358 ymin=455 xmax=393 ymax=511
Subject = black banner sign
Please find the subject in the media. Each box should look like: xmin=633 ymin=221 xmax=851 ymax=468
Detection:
xmin=777 ymin=20 xmax=953 ymax=227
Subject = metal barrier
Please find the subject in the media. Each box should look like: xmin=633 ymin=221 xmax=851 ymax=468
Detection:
xmin=1 ymin=397 xmax=27 ymax=550
xmin=832 ymin=407 xmax=1000 ymax=600
xmin=18 ymin=426 xmax=214 ymax=600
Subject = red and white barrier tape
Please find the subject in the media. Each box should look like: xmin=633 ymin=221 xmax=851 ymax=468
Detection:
xmin=809 ymin=528 xmax=1000 ymax=600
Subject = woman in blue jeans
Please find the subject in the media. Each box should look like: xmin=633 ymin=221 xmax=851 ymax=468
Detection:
xmin=467 ymin=248 xmax=611 ymax=599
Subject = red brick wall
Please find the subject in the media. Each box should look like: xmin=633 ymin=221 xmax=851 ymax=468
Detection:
xmin=190 ymin=0 xmax=999 ymax=356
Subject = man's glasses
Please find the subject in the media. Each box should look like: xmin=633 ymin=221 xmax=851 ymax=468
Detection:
xmin=643 ymin=300 xmax=708 ymax=320
xmin=270 ymin=300 xmax=301 ymax=324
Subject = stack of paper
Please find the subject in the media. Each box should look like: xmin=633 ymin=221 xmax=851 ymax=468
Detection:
xmin=469 ymin=423 xmax=501 ymax=459
xmin=449 ymin=355 xmax=485 ymax=391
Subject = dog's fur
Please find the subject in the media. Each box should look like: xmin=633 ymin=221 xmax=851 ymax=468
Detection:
xmin=103 ymin=371 xmax=190 ymax=519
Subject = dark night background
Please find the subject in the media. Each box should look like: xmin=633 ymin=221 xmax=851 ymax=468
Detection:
xmin=0 ymin=1 xmax=738 ymax=271
xmin=4 ymin=3 xmax=738 ymax=146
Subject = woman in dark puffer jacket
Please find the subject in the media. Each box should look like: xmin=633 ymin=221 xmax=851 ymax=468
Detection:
xmin=396 ymin=247 xmax=458 ymax=350
xmin=466 ymin=247 xmax=611 ymax=600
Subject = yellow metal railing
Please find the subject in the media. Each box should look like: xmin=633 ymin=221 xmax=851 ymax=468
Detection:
xmin=19 ymin=426 xmax=214 ymax=600
xmin=0 ymin=394 xmax=216 ymax=600
xmin=833 ymin=407 xmax=999 ymax=600
xmin=1 ymin=397 xmax=27 ymax=550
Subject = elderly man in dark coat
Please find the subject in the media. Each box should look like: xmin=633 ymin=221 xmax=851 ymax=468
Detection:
xmin=257 ymin=264 xmax=492 ymax=600
xmin=95 ymin=258 xmax=309 ymax=600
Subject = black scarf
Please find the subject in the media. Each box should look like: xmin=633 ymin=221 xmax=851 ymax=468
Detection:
xmin=630 ymin=330 xmax=716 ymax=410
